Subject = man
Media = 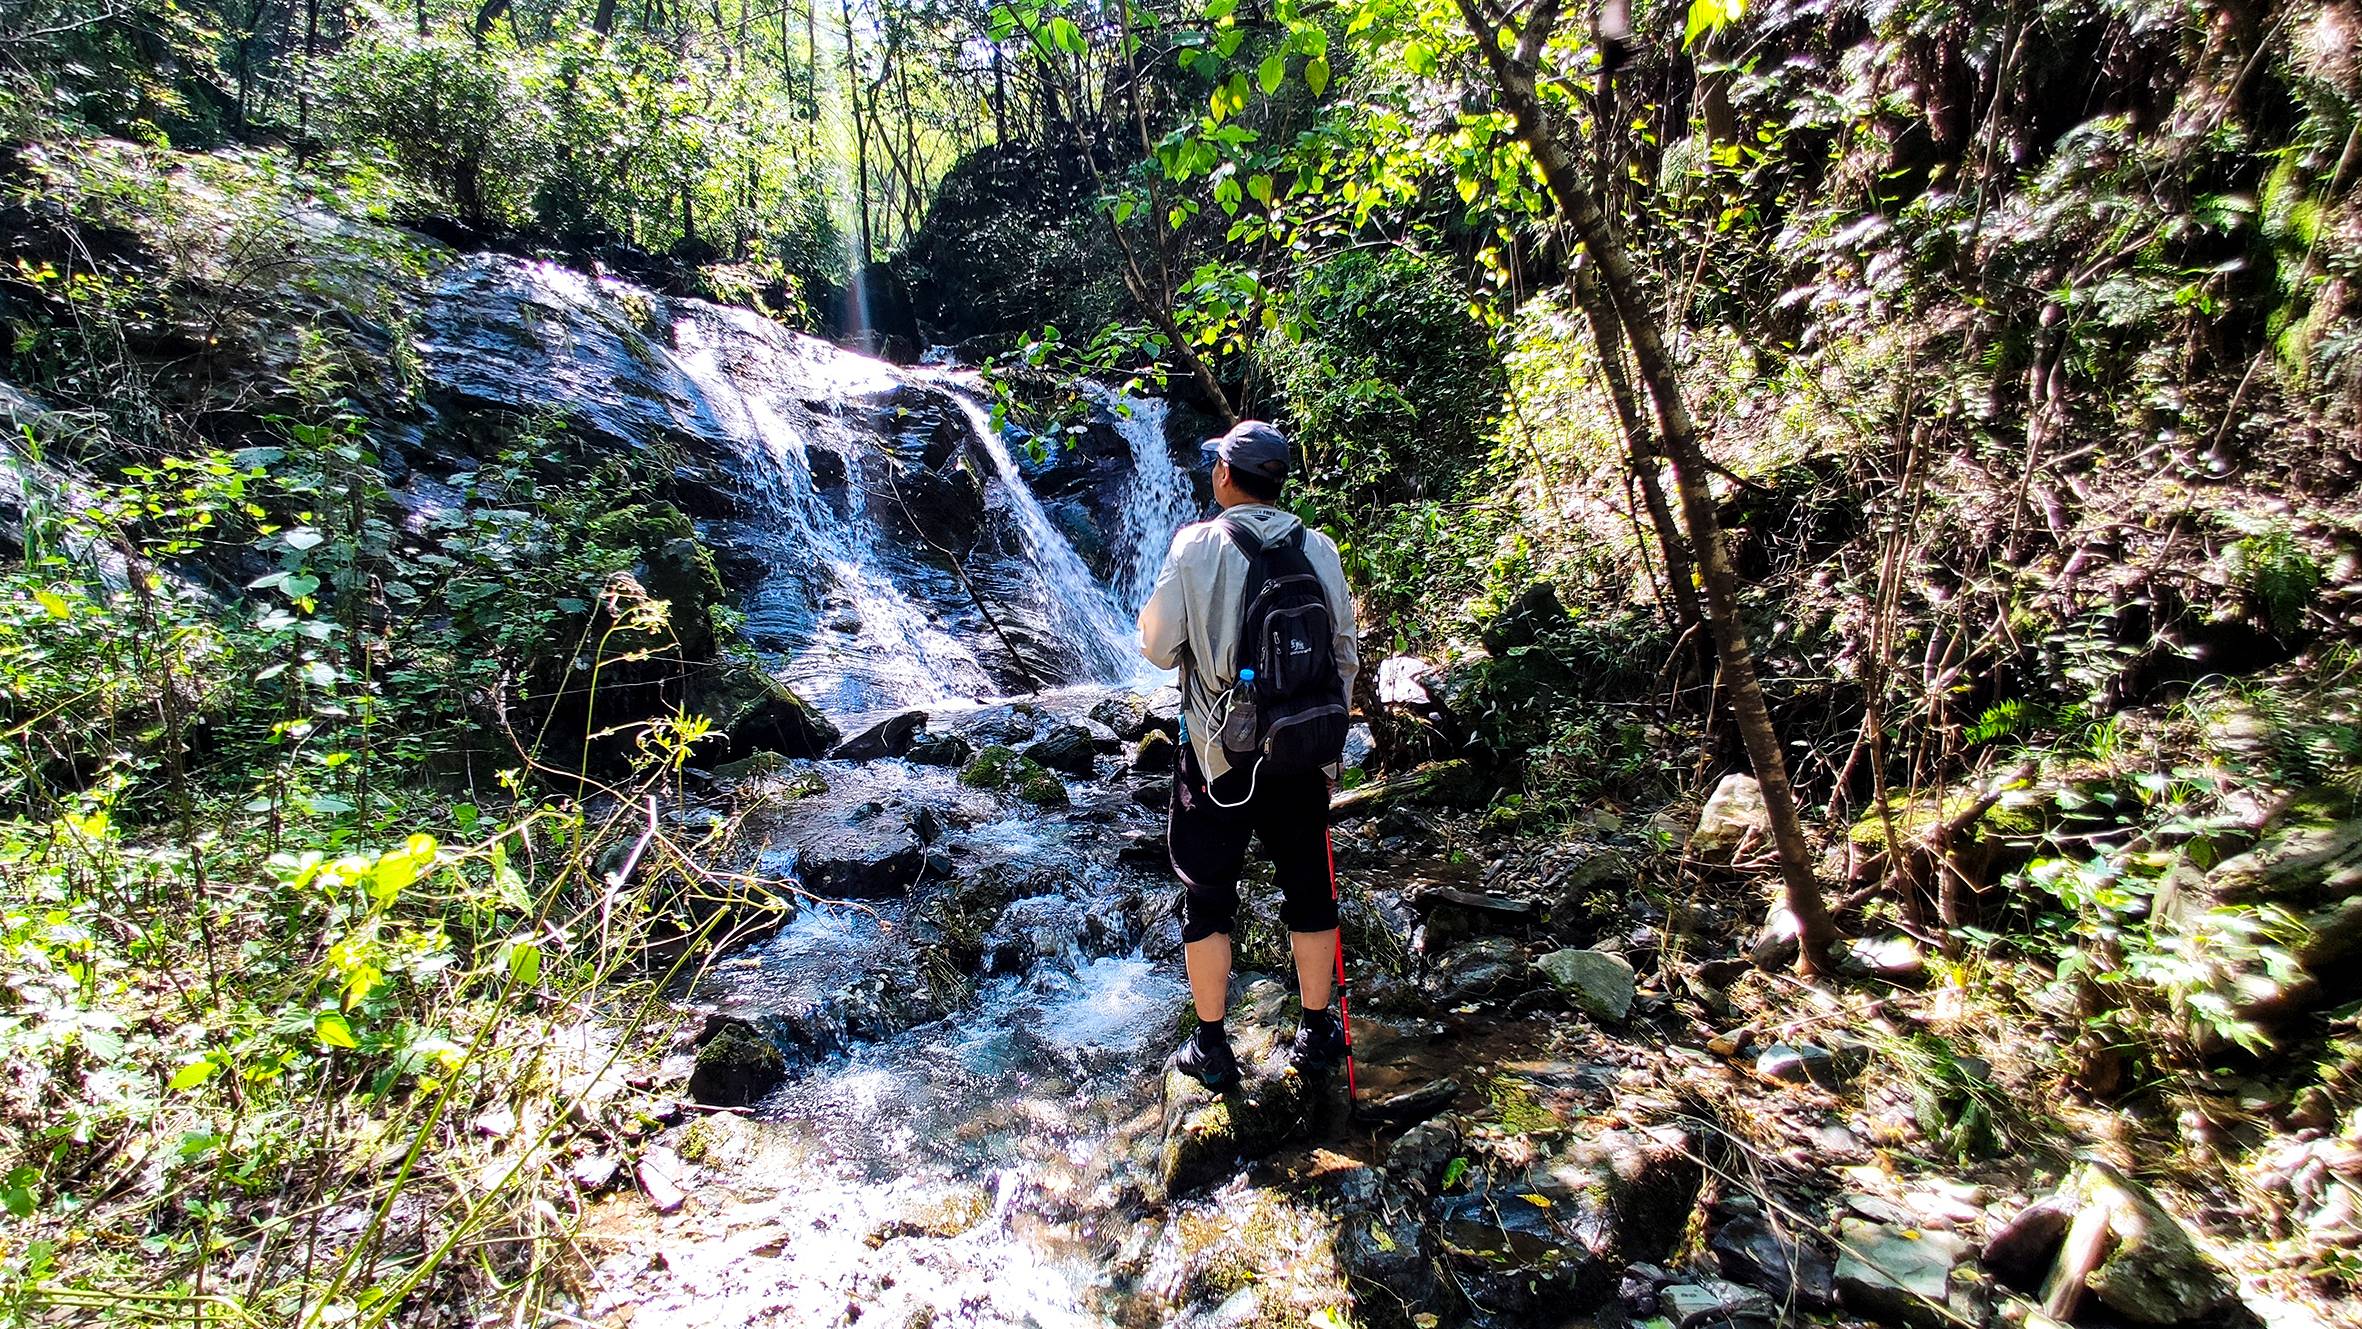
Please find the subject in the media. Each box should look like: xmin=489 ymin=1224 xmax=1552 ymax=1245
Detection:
xmin=1138 ymin=419 xmax=1360 ymax=1088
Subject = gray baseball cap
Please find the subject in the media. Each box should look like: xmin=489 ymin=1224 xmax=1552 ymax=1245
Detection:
xmin=1198 ymin=419 xmax=1291 ymax=480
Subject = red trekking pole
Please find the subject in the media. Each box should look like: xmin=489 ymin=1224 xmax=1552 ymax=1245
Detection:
xmin=1325 ymin=825 xmax=1358 ymax=1114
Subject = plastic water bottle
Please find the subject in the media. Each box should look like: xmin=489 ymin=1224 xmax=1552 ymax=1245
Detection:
xmin=1220 ymin=668 xmax=1259 ymax=752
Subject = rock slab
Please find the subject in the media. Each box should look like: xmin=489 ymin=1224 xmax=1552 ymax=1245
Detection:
xmin=1536 ymin=947 xmax=1637 ymax=1023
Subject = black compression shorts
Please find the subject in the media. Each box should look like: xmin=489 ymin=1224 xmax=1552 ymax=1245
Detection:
xmin=1167 ymin=738 xmax=1338 ymax=943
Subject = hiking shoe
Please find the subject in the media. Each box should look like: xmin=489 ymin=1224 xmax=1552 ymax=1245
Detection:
xmin=1174 ymin=1030 xmax=1240 ymax=1089
xmin=1291 ymin=1009 xmax=1346 ymax=1073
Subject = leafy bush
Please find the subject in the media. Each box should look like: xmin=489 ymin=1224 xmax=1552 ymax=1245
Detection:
xmin=321 ymin=34 xmax=545 ymax=231
xmin=1258 ymin=249 xmax=1503 ymax=504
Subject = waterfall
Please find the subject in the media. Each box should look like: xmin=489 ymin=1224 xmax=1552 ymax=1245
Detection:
xmin=1093 ymin=390 xmax=1197 ymax=616
xmin=422 ymin=256 xmax=1186 ymax=714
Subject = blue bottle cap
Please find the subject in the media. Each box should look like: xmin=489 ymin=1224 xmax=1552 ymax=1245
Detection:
xmin=1239 ymin=668 xmax=1256 ymax=682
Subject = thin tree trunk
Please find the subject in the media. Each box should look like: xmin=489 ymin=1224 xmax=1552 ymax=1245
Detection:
xmin=1457 ymin=0 xmax=1836 ymax=973
xmin=1570 ymin=261 xmax=1708 ymax=676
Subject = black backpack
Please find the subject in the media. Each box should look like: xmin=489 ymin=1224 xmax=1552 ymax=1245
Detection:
xmin=1218 ymin=513 xmax=1350 ymax=775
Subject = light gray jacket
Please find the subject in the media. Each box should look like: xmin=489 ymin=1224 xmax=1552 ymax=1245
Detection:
xmin=1137 ymin=503 xmax=1359 ymax=782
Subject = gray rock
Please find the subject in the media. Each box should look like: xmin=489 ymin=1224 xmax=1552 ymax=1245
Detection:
xmin=1022 ymin=722 xmax=1100 ymax=777
xmin=1692 ymin=773 xmax=1769 ymax=858
xmin=1429 ymin=937 xmax=1528 ymax=1004
xmin=829 ymin=709 xmax=927 ymax=761
xmin=1834 ymin=1217 xmax=1966 ymax=1328
xmin=1536 ymin=947 xmax=1637 ymax=1023
xmin=1088 ymin=692 xmax=1151 ymax=740
xmin=1383 ymin=1117 xmax=1461 ymax=1194
xmin=1660 ymin=1278 xmax=1777 ymax=1327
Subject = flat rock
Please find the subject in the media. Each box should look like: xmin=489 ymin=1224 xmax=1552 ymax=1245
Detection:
xmin=1414 ymin=887 xmax=1542 ymax=950
xmin=1428 ymin=937 xmax=1528 ymax=1004
xmin=1536 ymin=947 xmax=1637 ymax=1023
xmin=1834 ymin=1217 xmax=1966 ymax=1327
xmin=1660 ymin=1277 xmax=1777 ymax=1327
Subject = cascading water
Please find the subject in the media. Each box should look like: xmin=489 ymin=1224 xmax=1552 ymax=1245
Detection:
xmin=425 ymin=256 xmax=1187 ymax=711
xmin=1092 ymin=389 xmax=1199 ymax=617
xmin=944 ymin=387 xmax=1157 ymax=684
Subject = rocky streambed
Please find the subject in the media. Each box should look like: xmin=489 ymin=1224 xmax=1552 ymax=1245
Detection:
xmin=553 ymin=689 xmax=2278 ymax=1329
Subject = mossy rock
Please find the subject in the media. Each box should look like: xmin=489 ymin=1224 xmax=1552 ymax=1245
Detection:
xmin=958 ymin=744 xmax=1069 ymax=807
xmin=588 ymin=502 xmax=728 ymax=660
xmin=690 ymin=662 xmax=839 ymax=762
xmin=686 ymin=1015 xmax=787 ymax=1107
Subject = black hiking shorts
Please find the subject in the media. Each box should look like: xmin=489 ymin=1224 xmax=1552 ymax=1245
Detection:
xmin=1168 ymin=739 xmax=1338 ymax=943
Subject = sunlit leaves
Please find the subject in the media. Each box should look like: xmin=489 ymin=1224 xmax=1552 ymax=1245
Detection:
xmin=1684 ymin=0 xmax=1747 ymax=48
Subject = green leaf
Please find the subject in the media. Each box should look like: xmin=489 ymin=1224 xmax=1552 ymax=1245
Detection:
xmin=1304 ymin=56 xmax=1330 ymax=96
xmin=1684 ymin=0 xmax=1744 ymax=48
xmin=1258 ymin=53 xmax=1285 ymax=94
xmin=1404 ymin=40 xmax=1437 ymax=76
xmin=1204 ymin=0 xmax=1238 ymax=19
xmin=1247 ymin=173 xmax=1275 ymax=205
xmin=1048 ymin=16 xmax=1084 ymax=55
xmin=506 ymin=939 xmax=542 ymax=986
xmin=315 ymin=1012 xmax=359 ymax=1049
xmin=169 ymin=1059 xmax=219 ymax=1091
xmin=33 ymin=589 xmax=70 ymax=619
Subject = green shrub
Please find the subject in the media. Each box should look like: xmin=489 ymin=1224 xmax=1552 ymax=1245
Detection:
xmin=321 ymin=34 xmax=545 ymax=230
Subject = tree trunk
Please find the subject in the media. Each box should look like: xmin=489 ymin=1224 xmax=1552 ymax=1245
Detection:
xmin=1570 ymin=261 xmax=1709 ymax=676
xmin=1456 ymin=0 xmax=1837 ymax=973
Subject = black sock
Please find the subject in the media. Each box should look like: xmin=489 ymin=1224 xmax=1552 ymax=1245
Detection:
xmin=1301 ymin=1004 xmax=1335 ymax=1030
xmin=1196 ymin=1018 xmax=1227 ymax=1050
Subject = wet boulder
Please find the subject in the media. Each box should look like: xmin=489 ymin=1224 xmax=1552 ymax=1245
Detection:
xmin=1131 ymin=728 xmax=1176 ymax=774
xmin=829 ymin=709 xmax=928 ymax=761
xmin=686 ymin=1014 xmax=786 ymax=1107
xmin=1157 ymin=980 xmax=1320 ymax=1197
xmin=786 ymin=820 xmax=924 ymax=899
xmin=1434 ymin=1124 xmax=1703 ymax=1320
xmin=906 ymin=729 xmax=973 ymax=766
xmin=690 ymin=662 xmax=840 ymax=763
xmin=873 ymin=461 xmax=985 ymax=550
xmin=1022 ymin=722 xmax=1100 ymax=777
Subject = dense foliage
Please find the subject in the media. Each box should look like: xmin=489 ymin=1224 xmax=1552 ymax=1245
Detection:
xmin=3 ymin=0 xmax=2362 ymax=1322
